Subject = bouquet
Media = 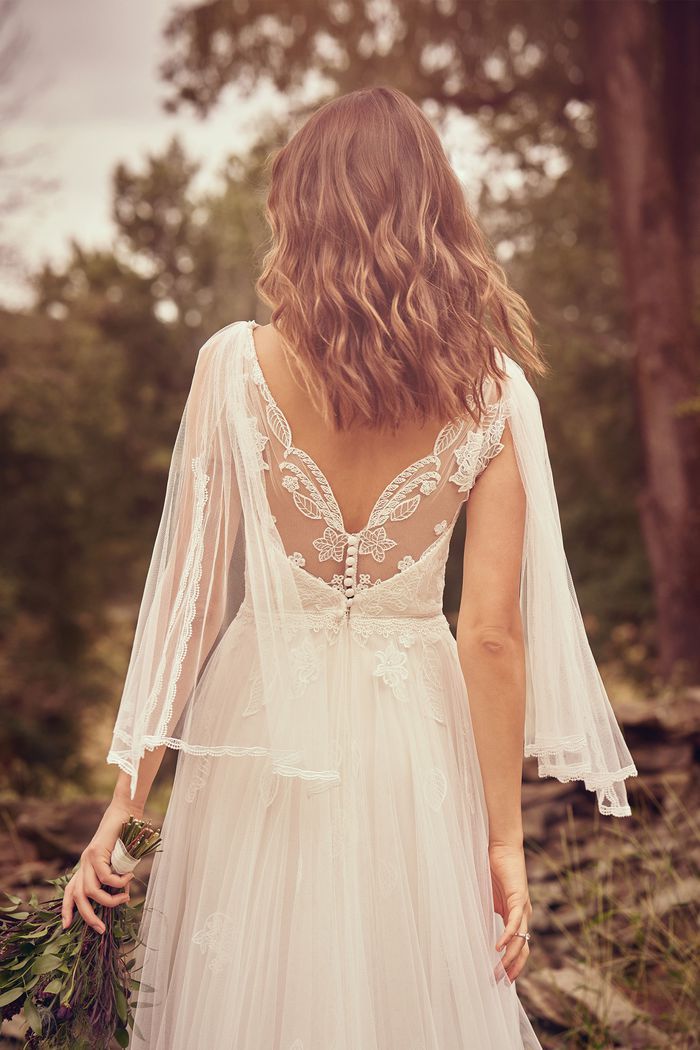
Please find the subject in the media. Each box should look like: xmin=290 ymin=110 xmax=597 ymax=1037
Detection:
xmin=0 ymin=815 xmax=161 ymax=1049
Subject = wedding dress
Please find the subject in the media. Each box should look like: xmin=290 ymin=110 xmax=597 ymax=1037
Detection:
xmin=108 ymin=319 xmax=637 ymax=1049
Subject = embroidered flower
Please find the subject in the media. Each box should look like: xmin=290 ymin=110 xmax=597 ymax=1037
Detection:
xmin=290 ymin=638 xmax=319 ymax=696
xmin=420 ymin=477 xmax=438 ymax=495
xmin=288 ymin=551 xmax=306 ymax=568
xmin=449 ymin=403 xmax=508 ymax=494
xmin=282 ymin=475 xmax=299 ymax=491
xmin=449 ymin=432 xmax=483 ymax=493
xmin=373 ymin=640 xmax=409 ymax=701
xmin=359 ymin=526 xmax=397 ymax=562
xmin=398 ymin=555 xmax=415 ymax=572
xmin=192 ymin=912 xmax=237 ymax=974
xmin=434 ymin=519 xmax=448 ymax=535
xmin=312 ymin=526 xmax=347 ymax=562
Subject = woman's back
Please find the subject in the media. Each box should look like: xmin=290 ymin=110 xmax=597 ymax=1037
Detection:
xmin=248 ymin=320 xmax=509 ymax=594
xmin=251 ymin=321 xmax=459 ymax=535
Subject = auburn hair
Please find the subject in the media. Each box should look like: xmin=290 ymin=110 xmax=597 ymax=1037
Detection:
xmin=255 ymin=85 xmax=546 ymax=433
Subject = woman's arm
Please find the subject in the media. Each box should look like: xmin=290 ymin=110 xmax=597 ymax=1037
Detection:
xmin=455 ymin=420 xmax=532 ymax=979
xmin=456 ymin=419 xmax=526 ymax=845
xmin=111 ymin=746 xmax=166 ymax=816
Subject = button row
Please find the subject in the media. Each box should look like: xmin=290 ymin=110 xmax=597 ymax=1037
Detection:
xmin=344 ymin=533 xmax=358 ymax=604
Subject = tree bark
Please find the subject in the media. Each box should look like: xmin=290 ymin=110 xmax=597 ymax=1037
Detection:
xmin=585 ymin=0 xmax=700 ymax=681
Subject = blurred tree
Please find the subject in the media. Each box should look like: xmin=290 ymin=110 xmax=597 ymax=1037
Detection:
xmin=0 ymin=308 xmax=128 ymax=791
xmin=0 ymin=0 xmax=58 ymax=280
xmin=584 ymin=1 xmax=700 ymax=678
xmin=159 ymin=0 xmax=699 ymax=680
xmin=0 ymin=137 xmax=270 ymax=793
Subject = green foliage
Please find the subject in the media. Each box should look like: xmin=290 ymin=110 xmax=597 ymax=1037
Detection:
xmin=2 ymin=0 xmax=662 ymax=791
xmin=476 ymin=122 xmax=652 ymax=644
xmin=0 ymin=817 xmax=161 ymax=1049
xmin=0 ymin=139 xmax=266 ymax=794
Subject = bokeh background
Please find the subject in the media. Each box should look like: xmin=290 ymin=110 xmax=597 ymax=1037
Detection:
xmin=1 ymin=1 xmax=699 ymax=1046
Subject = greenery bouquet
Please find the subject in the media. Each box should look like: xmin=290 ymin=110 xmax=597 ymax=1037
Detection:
xmin=0 ymin=815 xmax=161 ymax=1049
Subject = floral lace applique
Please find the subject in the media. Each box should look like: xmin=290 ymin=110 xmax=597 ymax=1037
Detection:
xmin=373 ymin=639 xmax=409 ymax=701
xmin=449 ymin=398 xmax=510 ymax=494
xmin=313 ymin=525 xmax=347 ymax=563
xmin=246 ymin=325 xmax=467 ymax=572
xmin=424 ymin=767 xmax=448 ymax=811
xmin=290 ymin=637 xmax=319 ymax=697
xmin=192 ymin=912 xmax=237 ymax=974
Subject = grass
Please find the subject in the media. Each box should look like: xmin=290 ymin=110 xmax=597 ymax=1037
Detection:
xmin=525 ymin=778 xmax=700 ymax=1049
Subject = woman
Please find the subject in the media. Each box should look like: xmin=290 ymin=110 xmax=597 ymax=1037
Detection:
xmin=62 ymin=87 xmax=637 ymax=1049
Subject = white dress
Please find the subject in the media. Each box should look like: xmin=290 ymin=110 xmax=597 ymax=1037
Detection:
xmin=108 ymin=320 xmax=635 ymax=1049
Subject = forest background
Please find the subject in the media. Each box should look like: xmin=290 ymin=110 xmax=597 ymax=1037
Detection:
xmin=1 ymin=2 xmax=698 ymax=1046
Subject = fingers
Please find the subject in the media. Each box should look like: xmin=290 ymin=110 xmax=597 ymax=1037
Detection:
xmin=82 ymin=866 xmax=130 ymax=909
xmin=93 ymin=858 xmax=134 ymax=890
xmin=499 ymin=930 xmax=527 ymax=977
xmin=61 ymin=881 xmax=75 ymax=930
xmin=495 ymin=901 xmax=526 ymax=952
xmin=504 ymin=937 xmax=530 ymax=982
xmin=60 ymin=861 xmax=131 ymax=935
xmin=70 ymin=871 xmax=106 ymax=935
xmin=495 ymin=899 xmax=533 ymax=981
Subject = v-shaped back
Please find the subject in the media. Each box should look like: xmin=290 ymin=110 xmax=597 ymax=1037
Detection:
xmin=243 ymin=320 xmax=509 ymax=603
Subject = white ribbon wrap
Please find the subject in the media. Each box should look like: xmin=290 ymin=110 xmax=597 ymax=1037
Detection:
xmin=110 ymin=837 xmax=142 ymax=875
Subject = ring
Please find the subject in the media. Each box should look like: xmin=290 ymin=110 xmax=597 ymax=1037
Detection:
xmin=515 ymin=931 xmax=531 ymax=942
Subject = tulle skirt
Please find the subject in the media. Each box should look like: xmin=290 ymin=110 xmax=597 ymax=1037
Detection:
xmin=129 ymin=615 xmax=542 ymax=1049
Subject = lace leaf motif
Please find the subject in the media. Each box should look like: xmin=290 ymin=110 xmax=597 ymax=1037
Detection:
xmin=245 ymin=320 xmax=510 ymax=577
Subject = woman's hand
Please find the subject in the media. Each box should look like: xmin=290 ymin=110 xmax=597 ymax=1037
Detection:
xmin=61 ymin=798 xmax=138 ymax=935
xmin=489 ymin=841 xmax=533 ymax=982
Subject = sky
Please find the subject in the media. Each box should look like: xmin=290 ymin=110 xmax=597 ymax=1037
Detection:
xmin=1 ymin=0 xmax=485 ymax=309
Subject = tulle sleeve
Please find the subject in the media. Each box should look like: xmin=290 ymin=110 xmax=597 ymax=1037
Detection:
xmin=107 ymin=325 xmax=242 ymax=795
xmin=502 ymin=353 xmax=638 ymax=816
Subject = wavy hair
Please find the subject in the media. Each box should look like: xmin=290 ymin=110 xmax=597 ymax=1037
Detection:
xmin=256 ymin=86 xmax=546 ymax=433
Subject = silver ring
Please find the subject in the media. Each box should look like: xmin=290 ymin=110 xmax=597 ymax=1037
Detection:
xmin=516 ymin=931 xmax=531 ymax=942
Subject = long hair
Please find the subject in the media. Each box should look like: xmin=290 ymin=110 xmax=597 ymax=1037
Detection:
xmin=256 ymin=86 xmax=546 ymax=433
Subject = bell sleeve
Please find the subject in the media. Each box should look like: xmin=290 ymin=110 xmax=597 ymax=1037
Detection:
xmin=502 ymin=353 xmax=638 ymax=816
xmin=107 ymin=324 xmax=241 ymax=798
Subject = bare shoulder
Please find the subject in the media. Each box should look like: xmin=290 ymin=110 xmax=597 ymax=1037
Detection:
xmin=251 ymin=322 xmax=309 ymax=404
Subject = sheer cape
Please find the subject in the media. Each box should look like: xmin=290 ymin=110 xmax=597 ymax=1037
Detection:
xmin=107 ymin=320 xmax=637 ymax=817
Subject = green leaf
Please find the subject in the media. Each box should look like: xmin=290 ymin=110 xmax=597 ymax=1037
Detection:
xmin=22 ymin=996 xmax=43 ymax=1035
xmin=31 ymin=954 xmax=62 ymax=975
xmin=43 ymin=978 xmax=63 ymax=995
xmin=0 ymin=987 xmax=24 ymax=1008
xmin=114 ymin=984 xmax=128 ymax=1024
xmin=114 ymin=1027 xmax=129 ymax=1047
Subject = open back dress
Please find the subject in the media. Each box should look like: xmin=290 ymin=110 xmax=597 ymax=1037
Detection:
xmin=108 ymin=319 xmax=637 ymax=1050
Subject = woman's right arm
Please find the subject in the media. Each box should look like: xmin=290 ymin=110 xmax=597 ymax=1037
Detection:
xmin=61 ymin=746 xmax=166 ymax=933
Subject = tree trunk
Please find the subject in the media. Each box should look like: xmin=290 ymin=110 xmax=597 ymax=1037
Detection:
xmin=585 ymin=0 xmax=700 ymax=681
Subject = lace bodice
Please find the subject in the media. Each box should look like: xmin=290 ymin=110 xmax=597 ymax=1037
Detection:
xmin=243 ymin=320 xmax=510 ymax=621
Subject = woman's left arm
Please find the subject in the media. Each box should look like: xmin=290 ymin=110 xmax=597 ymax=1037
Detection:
xmin=455 ymin=420 xmax=532 ymax=980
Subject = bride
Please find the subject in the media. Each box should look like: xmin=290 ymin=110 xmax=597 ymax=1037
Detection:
xmin=61 ymin=86 xmax=636 ymax=1049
